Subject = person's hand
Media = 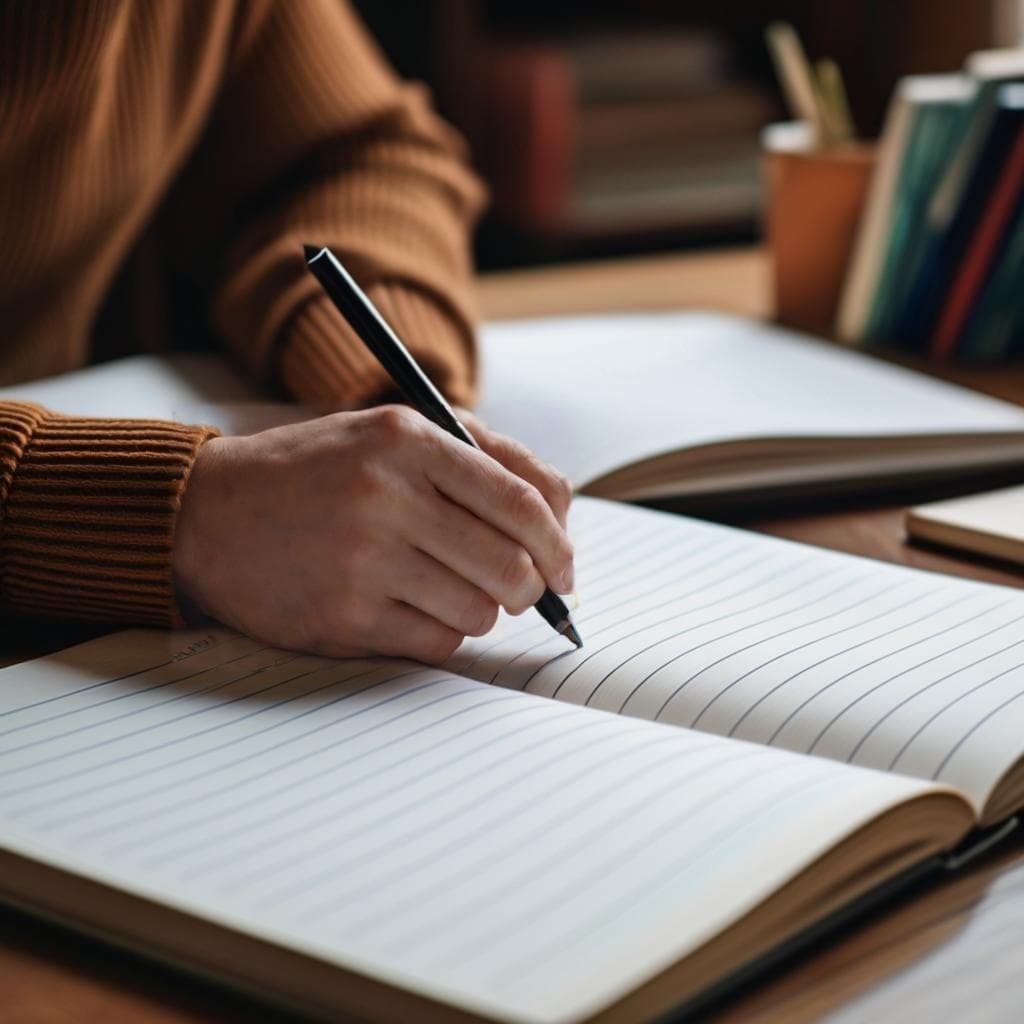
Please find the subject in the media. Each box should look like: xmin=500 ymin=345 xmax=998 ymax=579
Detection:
xmin=454 ymin=407 xmax=570 ymax=530
xmin=173 ymin=406 xmax=574 ymax=663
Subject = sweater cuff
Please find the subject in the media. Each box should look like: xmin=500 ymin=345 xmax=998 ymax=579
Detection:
xmin=0 ymin=408 xmax=218 ymax=627
xmin=279 ymin=282 xmax=477 ymax=408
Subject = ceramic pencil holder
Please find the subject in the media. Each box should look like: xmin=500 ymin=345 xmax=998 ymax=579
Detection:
xmin=762 ymin=121 xmax=876 ymax=337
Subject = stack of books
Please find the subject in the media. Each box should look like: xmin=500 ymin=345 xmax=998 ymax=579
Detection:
xmin=837 ymin=48 xmax=1024 ymax=360
xmin=475 ymin=27 xmax=779 ymax=239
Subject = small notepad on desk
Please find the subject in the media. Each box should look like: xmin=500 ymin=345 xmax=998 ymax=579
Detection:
xmin=908 ymin=484 xmax=1024 ymax=566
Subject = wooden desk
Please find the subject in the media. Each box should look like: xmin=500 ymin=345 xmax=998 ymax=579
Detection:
xmin=4 ymin=247 xmax=1024 ymax=1022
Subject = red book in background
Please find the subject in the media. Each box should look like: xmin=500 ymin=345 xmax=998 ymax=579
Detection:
xmin=930 ymin=126 xmax=1024 ymax=359
xmin=479 ymin=42 xmax=575 ymax=235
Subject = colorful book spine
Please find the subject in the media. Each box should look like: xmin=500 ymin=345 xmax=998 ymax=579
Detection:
xmin=882 ymin=50 xmax=1024 ymax=349
xmin=958 ymin=194 xmax=1024 ymax=361
xmin=888 ymin=86 xmax=1024 ymax=350
xmin=930 ymin=117 xmax=1024 ymax=359
xmin=864 ymin=93 xmax=973 ymax=346
xmin=835 ymin=81 xmax=915 ymax=344
xmin=837 ymin=76 xmax=975 ymax=346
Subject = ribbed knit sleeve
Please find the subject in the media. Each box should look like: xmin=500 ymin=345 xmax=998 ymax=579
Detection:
xmin=169 ymin=0 xmax=486 ymax=408
xmin=0 ymin=402 xmax=216 ymax=626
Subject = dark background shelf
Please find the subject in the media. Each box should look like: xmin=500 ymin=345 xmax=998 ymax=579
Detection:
xmin=354 ymin=0 xmax=1016 ymax=269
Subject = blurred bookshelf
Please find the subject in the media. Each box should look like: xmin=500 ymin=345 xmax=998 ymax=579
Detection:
xmin=354 ymin=1 xmax=1022 ymax=270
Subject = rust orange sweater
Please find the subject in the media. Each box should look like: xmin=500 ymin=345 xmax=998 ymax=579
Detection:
xmin=0 ymin=0 xmax=485 ymax=626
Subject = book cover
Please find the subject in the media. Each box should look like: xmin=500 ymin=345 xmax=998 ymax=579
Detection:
xmin=836 ymin=75 xmax=975 ymax=346
xmin=959 ymin=193 xmax=1024 ymax=361
xmin=885 ymin=52 xmax=1024 ymax=349
xmin=865 ymin=91 xmax=975 ymax=346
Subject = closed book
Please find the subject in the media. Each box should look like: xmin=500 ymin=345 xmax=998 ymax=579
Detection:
xmin=930 ymin=104 xmax=1024 ymax=359
xmin=836 ymin=75 xmax=975 ymax=346
xmin=959 ymin=194 xmax=1024 ymax=361
xmin=475 ymin=37 xmax=773 ymax=237
xmin=887 ymin=49 xmax=1024 ymax=349
xmin=908 ymin=481 xmax=1024 ymax=565
xmin=566 ymin=27 xmax=730 ymax=102
xmin=576 ymin=85 xmax=779 ymax=165
xmin=479 ymin=41 xmax=574 ymax=234
xmin=865 ymin=84 xmax=976 ymax=346
xmin=569 ymin=146 xmax=762 ymax=234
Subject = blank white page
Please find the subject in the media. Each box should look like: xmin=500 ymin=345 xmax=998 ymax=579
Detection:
xmin=0 ymin=354 xmax=304 ymax=436
xmin=455 ymin=498 xmax=1024 ymax=815
xmin=476 ymin=312 xmax=1024 ymax=488
xmin=0 ymin=628 xmax=941 ymax=1024
xmin=6 ymin=317 xmax=1024 ymax=494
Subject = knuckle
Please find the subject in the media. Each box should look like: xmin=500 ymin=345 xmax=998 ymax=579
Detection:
xmin=505 ymin=478 xmax=545 ymax=523
xmin=370 ymin=404 xmax=420 ymax=446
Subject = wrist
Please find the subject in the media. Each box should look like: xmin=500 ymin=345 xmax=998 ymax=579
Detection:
xmin=173 ymin=435 xmax=228 ymax=615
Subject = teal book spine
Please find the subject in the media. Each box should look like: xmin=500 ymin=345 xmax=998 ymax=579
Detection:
xmin=885 ymin=74 xmax=1024 ymax=349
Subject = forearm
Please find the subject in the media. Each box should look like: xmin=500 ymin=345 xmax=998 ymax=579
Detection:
xmin=170 ymin=0 xmax=486 ymax=409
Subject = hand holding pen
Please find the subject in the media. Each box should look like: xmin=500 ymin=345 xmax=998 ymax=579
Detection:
xmin=305 ymin=245 xmax=582 ymax=648
xmin=172 ymin=256 xmax=580 ymax=662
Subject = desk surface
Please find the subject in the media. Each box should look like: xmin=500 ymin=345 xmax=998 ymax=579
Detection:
xmin=4 ymin=247 xmax=1024 ymax=1023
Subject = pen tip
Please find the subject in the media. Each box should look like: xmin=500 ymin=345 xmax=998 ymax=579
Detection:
xmin=303 ymin=244 xmax=322 ymax=262
xmin=562 ymin=623 xmax=584 ymax=649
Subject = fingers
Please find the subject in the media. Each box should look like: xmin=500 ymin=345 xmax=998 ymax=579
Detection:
xmin=423 ymin=433 xmax=574 ymax=597
xmin=388 ymin=548 xmax=500 ymax=637
xmin=467 ymin=420 xmax=574 ymax=529
xmin=176 ymin=407 xmax=570 ymax=665
xmin=406 ymin=491 xmax=549 ymax=615
xmin=365 ymin=602 xmax=467 ymax=665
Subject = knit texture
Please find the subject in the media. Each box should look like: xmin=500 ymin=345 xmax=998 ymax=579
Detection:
xmin=0 ymin=0 xmax=484 ymax=625
xmin=0 ymin=404 xmax=216 ymax=625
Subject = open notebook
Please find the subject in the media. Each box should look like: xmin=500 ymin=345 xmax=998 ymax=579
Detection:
xmin=476 ymin=312 xmax=1024 ymax=505
xmin=4 ymin=310 xmax=1024 ymax=509
xmin=2 ymin=497 xmax=1023 ymax=1023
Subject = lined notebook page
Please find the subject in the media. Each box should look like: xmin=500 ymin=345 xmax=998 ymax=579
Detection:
xmin=454 ymin=498 xmax=1024 ymax=816
xmin=0 ymin=630 xmax=939 ymax=1024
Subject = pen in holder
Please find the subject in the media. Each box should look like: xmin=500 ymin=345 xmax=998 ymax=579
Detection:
xmin=762 ymin=122 xmax=876 ymax=339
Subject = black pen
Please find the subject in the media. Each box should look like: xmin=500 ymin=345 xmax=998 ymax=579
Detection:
xmin=304 ymin=245 xmax=583 ymax=649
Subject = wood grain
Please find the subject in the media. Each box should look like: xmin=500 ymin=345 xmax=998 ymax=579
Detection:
xmin=0 ymin=904 xmax=296 ymax=1024
xmin=752 ymin=506 xmax=1024 ymax=591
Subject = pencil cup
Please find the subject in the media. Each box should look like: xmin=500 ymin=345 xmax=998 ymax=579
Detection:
xmin=762 ymin=122 xmax=875 ymax=337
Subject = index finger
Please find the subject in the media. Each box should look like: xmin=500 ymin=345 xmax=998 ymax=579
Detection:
xmin=421 ymin=430 xmax=575 ymax=595
xmin=462 ymin=417 xmax=574 ymax=530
